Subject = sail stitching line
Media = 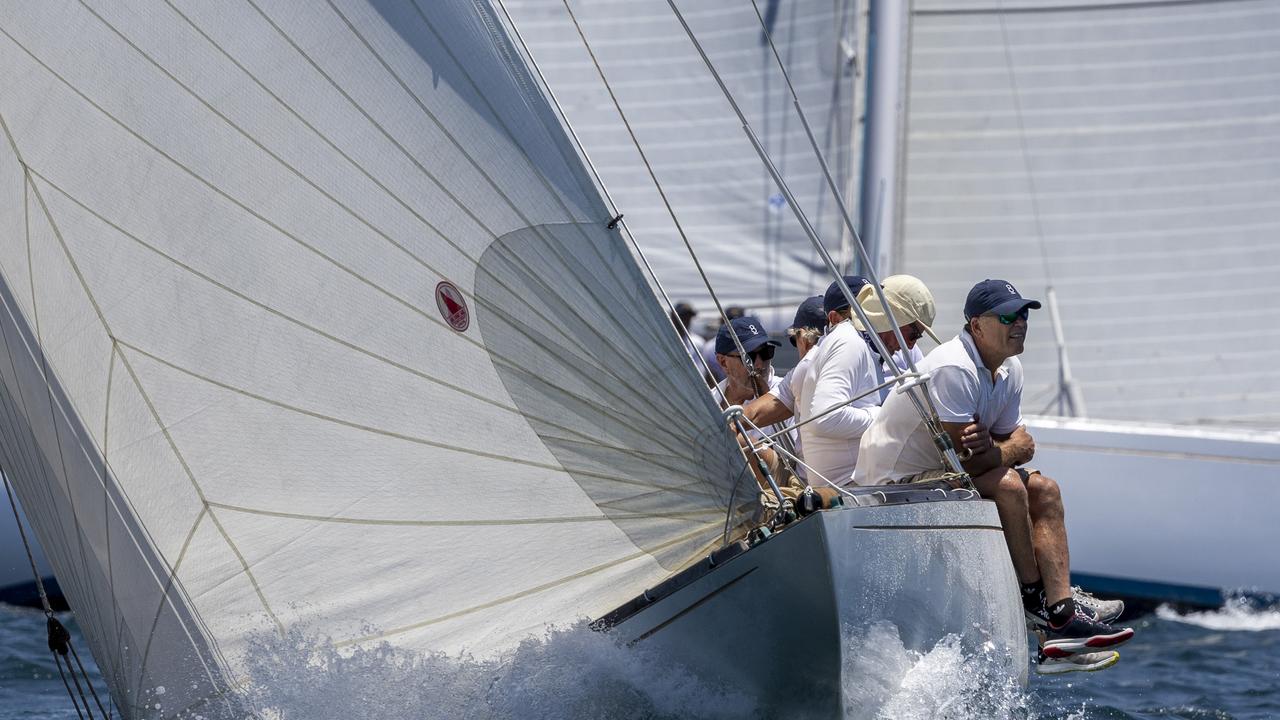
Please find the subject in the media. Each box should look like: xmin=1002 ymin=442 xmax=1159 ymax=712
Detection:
xmin=1 ymin=119 xmax=229 ymax=702
xmin=0 ymin=265 xmax=232 ymax=700
xmin=315 ymin=0 xmax=711 ymax=430
xmin=21 ymin=153 xmax=287 ymax=642
xmin=101 ymin=342 xmax=124 ymax=694
xmin=204 ymin=500 xmax=722 ymax=527
xmin=226 ymin=0 xmax=703 ymax=432
xmin=129 ymin=507 xmax=208 ymax=711
xmin=0 ymin=24 xmax=700 ymax=461
xmin=22 ymin=168 xmax=706 ymax=473
xmin=112 ymin=338 xmax=718 ymax=501
xmin=335 ymin=521 xmax=720 ymax=647
xmin=20 ymin=166 xmax=117 ymax=653
xmin=60 ymin=2 xmax=699 ymax=437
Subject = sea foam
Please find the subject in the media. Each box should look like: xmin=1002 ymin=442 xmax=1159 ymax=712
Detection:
xmin=237 ymin=620 xmax=1031 ymax=720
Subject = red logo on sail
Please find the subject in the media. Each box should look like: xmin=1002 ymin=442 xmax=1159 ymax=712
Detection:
xmin=435 ymin=281 xmax=470 ymax=332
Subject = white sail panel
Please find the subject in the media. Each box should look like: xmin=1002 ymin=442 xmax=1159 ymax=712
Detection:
xmin=0 ymin=2 xmax=752 ymax=718
xmin=501 ymin=0 xmax=859 ymax=326
xmin=902 ymin=0 xmax=1280 ymax=425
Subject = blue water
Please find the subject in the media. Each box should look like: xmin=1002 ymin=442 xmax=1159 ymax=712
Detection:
xmin=1 ymin=600 xmax=1277 ymax=719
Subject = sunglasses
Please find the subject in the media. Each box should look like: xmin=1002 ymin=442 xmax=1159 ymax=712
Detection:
xmin=990 ymin=308 xmax=1030 ymax=325
xmin=729 ymin=345 xmax=775 ymax=363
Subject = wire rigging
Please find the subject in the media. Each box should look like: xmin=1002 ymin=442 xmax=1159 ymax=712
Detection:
xmin=3 ymin=469 xmax=113 ymax=719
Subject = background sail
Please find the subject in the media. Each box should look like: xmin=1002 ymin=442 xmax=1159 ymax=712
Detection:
xmin=900 ymin=0 xmax=1280 ymax=426
xmin=501 ymin=0 xmax=859 ymax=329
xmin=0 ymin=2 xmax=752 ymax=718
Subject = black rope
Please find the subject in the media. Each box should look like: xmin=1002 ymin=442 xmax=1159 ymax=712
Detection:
xmin=3 ymin=468 xmax=112 ymax=719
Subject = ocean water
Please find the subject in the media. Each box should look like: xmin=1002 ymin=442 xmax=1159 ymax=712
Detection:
xmin=1 ymin=599 xmax=1277 ymax=719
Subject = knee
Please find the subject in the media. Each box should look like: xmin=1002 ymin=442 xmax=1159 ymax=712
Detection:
xmin=1026 ymin=473 xmax=1063 ymax=516
xmin=995 ymin=469 xmax=1029 ymax=506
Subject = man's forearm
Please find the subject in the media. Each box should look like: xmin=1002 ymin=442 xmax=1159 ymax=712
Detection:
xmin=994 ymin=428 xmax=1035 ymax=468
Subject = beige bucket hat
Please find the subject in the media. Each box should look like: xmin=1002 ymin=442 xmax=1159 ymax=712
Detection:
xmin=853 ymin=274 xmax=941 ymax=343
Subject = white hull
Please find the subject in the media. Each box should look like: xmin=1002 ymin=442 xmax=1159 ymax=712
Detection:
xmin=1028 ymin=415 xmax=1280 ymax=603
xmin=606 ymin=499 xmax=1028 ymax=717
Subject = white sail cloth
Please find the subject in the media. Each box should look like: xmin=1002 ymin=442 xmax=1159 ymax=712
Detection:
xmin=0 ymin=2 xmax=752 ymax=718
xmin=902 ymin=0 xmax=1280 ymax=426
xmin=501 ymin=0 xmax=859 ymax=328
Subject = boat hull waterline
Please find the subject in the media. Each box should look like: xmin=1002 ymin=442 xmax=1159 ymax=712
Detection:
xmin=607 ymin=499 xmax=1029 ymax=717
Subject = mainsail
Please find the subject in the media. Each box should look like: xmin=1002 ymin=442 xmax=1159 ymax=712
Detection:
xmin=0 ymin=2 xmax=753 ymax=717
xmin=501 ymin=0 xmax=860 ymax=326
xmin=900 ymin=0 xmax=1280 ymax=425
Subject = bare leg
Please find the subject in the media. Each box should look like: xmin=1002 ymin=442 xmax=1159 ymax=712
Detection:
xmin=1026 ymin=472 xmax=1071 ymax=605
xmin=972 ymin=467 xmax=1039 ymax=585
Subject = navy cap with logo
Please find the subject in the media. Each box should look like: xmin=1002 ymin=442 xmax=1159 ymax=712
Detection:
xmin=963 ymin=279 xmax=1043 ymax=320
xmin=822 ymin=275 xmax=870 ymax=314
xmin=716 ymin=315 xmax=780 ymax=355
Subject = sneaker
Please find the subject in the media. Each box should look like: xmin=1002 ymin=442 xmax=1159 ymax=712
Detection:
xmin=1040 ymin=610 xmax=1134 ymax=658
xmin=1035 ymin=649 xmax=1120 ymax=675
xmin=1072 ymin=586 xmax=1124 ymax=624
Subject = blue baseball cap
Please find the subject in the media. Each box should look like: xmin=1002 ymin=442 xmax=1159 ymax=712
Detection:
xmin=822 ymin=275 xmax=870 ymax=314
xmin=789 ymin=296 xmax=826 ymax=332
xmin=788 ymin=296 xmax=826 ymax=347
xmin=715 ymin=315 xmax=780 ymax=355
xmin=963 ymin=279 xmax=1042 ymax=320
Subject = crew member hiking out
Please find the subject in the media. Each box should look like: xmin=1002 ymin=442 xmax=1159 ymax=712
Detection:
xmin=854 ymin=279 xmax=1134 ymax=675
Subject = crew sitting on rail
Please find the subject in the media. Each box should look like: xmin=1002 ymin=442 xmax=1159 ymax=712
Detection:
xmin=852 ymin=278 xmax=1134 ymax=673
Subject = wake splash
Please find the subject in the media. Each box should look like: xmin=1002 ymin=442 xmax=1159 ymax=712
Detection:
xmin=841 ymin=622 xmax=1030 ymax=720
xmin=240 ymin=622 xmax=756 ymax=720
xmin=238 ymin=621 xmax=1031 ymax=719
xmin=1156 ymin=594 xmax=1280 ymax=631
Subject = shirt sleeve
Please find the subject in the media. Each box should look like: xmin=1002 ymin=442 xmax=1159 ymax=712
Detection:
xmin=769 ymin=368 xmax=796 ymax=411
xmin=808 ymin=330 xmax=881 ymax=439
xmin=927 ymin=365 xmax=979 ymax=424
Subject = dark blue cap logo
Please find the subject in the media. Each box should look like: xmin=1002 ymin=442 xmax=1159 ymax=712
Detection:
xmin=822 ymin=275 xmax=869 ymax=314
xmin=715 ymin=315 xmax=781 ymax=355
xmin=963 ymin=279 xmax=1042 ymax=320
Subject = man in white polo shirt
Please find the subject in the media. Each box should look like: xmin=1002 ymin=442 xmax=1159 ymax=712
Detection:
xmin=854 ymin=279 xmax=1133 ymax=674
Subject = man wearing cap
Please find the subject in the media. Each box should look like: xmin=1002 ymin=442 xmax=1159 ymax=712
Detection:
xmin=853 ymin=279 xmax=1133 ymax=674
xmin=742 ymin=296 xmax=826 ymax=483
xmin=852 ymin=275 xmax=942 ymax=402
xmin=713 ymin=315 xmax=798 ymax=491
xmin=771 ymin=276 xmax=882 ymax=486
xmin=701 ymin=306 xmax=747 ymax=384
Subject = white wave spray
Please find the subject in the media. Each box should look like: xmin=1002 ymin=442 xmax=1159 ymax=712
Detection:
xmin=237 ymin=620 xmax=1033 ymax=720
xmin=1156 ymin=594 xmax=1280 ymax=632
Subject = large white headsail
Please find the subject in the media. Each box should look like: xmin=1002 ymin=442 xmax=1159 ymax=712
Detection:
xmin=0 ymin=2 xmax=753 ymax=718
xmin=501 ymin=0 xmax=860 ymax=327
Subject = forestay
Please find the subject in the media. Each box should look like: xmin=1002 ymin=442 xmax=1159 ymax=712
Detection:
xmin=500 ymin=0 xmax=859 ymax=327
xmin=0 ymin=2 xmax=752 ymax=718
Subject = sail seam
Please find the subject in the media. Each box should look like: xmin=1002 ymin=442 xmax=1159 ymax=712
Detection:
xmin=204 ymin=500 xmax=722 ymax=527
xmin=204 ymin=507 xmax=285 ymax=635
xmin=0 ymin=284 xmax=233 ymax=704
xmin=327 ymin=0 xmax=711 ymax=430
xmin=26 ymin=151 xmax=287 ymax=654
xmin=22 ymin=167 xmax=119 ymax=657
xmin=0 ymin=165 xmax=235 ymax=705
xmin=237 ymin=0 xmax=704 ymax=428
xmin=130 ymin=507 xmax=209 ymax=710
xmin=2 ymin=10 xmax=711 ymax=450
xmin=113 ymin=338 xmax=720 ymax=500
xmin=24 ymin=167 xmax=706 ymax=473
xmin=335 ymin=521 xmax=721 ymax=647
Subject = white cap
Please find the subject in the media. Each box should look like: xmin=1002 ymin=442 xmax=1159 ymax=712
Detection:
xmin=853 ymin=274 xmax=940 ymax=343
